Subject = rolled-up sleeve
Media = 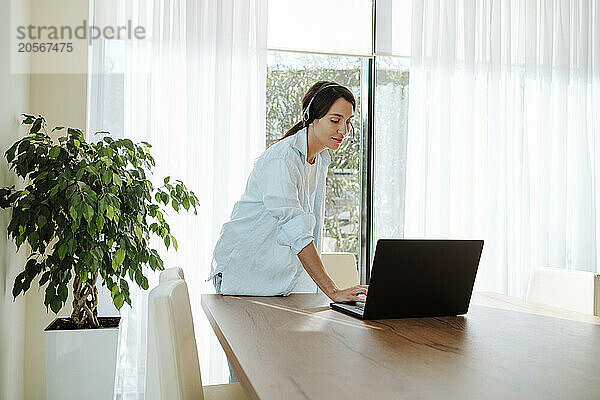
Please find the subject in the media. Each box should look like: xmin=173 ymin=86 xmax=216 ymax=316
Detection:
xmin=259 ymin=157 xmax=315 ymax=254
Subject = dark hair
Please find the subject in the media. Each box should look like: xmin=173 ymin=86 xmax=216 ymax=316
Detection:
xmin=280 ymin=81 xmax=356 ymax=141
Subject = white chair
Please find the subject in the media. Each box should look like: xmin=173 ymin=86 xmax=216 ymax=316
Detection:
xmin=321 ymin=252 xmax=359 ymax=288
xmin=526 ymin=267 xmax=600 ymax=316
xmin=159 ymin=266 xmax=185 ymax=283
xmin=146 ymin=276 xmax=246 ymax=400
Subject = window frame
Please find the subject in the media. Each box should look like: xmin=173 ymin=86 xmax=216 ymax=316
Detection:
xmin=267 ymin=1 xmax=412 ymax=284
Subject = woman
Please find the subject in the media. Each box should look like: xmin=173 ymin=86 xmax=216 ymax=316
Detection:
xmin=208 ymin=81 xmax=368 ymax=303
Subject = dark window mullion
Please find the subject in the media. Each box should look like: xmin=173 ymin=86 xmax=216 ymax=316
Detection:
xmin=360 ymin=56 xmax=375 ymax=285
xmin=359 ymin=0 xmax=377 ymax=285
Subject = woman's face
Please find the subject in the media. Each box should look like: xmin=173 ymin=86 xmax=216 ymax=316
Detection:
xmin=312 ymin=98 xmax=354 ymax=151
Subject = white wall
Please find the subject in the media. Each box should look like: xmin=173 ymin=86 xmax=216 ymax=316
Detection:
xmin=0 ymin=0 xmax=89 ymax=399
xmin=0 ymin=0 xmax=30 ymax=399
xmin=24 ymin=0 xmax=89 ymax=395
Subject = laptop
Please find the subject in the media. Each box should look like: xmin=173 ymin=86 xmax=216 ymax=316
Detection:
xmin=330 ymin=239 xmax=484 ymax=319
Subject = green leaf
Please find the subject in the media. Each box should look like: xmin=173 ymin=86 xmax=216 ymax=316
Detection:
xmin=98 ymin=197 xmax=107 ymax=214
xmin=106 ymin=205 xmax=115 ymax=220
xmin=104 ymin=147 xmax=114 ymax=158
xmin=95 ymin=214 xmax=104 ymax=231
xmin=39 ymin=271 xmax=51 ymax=286
xmin=21 ymin=114 xmax=35 ymax=124
xmin=86 ymin=222 xmax=96 ymax=236
xmin=71 ymin=219 xmax=80 ymax=233
xmin=163 ymin=235 xmax=170 ymax=249
xmin=68 ymin=237 xmax=76 ymax=254
xmin=58 ymin=283 xmax=68 ymax=302
xmin=135 ymin=270 xmax=143 ymax=287
xmin=12 ymin=272 xmax=24 ymax=298
xmin=37 ymin=215 xmax=47 ymax=228
xmin=83 ymin=204 xmax=94 ymax=222
xmin=120 ymin=279 xmax=129 ymax=293
xmin=135 ymin=226 xmax=143 ymax=241
xmin=58 ymin=243 xmax=68 ymax=260
xmin=137 ymin=213 xmax=143 ymax=224
xmin=50 ymin=298 xmax=62 ymax=313
xmin=114 ymin=248 xmax=125 ymax=266
xmin=113 ymin=173 xmax=122 ymax=187
xmin=6 ymin=144 xmax=17 ymax=163
xmin=76 ymin=167 xmax=85 ymax=180
xmin=149 ymin=255 xmax=158 ymax=270
xmin=171 ymin=236 xmax=178 ymax=251
xmin=111 ymin=284 xmax=119 ymax=298
xmin=49 ymin=184 xmax=60 ymax=198
xmin=114 ymin=293 xmax=125 ymax=310
xmin=69 ymin=205 xmax=78 ymax=221
xmin=122 ymin=139 xmax=134 ymax=151
xmin=164 ymin=176 xmax=170 ymax=184
xmin=29 ymin=231 xmax=39 ymax=249
xmin=102 ymin=169 xmax=112 ymax=185
xmin=49 ymin=146 xmax=61 ymax=159
xmin=161 ymin=193 xmax=169 ymax=206
xmin=30 ymin=118 xmax=43 ymax=134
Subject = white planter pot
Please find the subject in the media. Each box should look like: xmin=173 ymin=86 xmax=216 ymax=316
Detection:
xmin=44 ymin=317 xmax=121 ymax=400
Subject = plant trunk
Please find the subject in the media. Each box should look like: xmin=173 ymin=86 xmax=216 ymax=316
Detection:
xmin=71 ymin=272 xmax=100 ymax=328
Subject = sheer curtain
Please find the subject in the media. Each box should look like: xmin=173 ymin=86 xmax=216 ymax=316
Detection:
xmin=406 ymin=0 xmax=599 ymax=296
xmin=88 ymin=0 xmax=267 ymax=397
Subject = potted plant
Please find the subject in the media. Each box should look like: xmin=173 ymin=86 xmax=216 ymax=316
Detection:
xmin=0 ymin=115 xmax=199 ymax=400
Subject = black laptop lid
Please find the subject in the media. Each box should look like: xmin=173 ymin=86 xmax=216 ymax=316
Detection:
xmin=363 ymin=239 xmax=484 ymax=319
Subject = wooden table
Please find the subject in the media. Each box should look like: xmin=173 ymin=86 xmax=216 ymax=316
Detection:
xmin=201 ymin=292 xmax=600 ymax=400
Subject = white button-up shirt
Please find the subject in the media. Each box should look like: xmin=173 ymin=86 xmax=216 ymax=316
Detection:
xmin=208 ymin=127 xmax=331 ymax=295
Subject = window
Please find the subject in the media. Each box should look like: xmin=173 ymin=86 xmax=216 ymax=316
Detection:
xmin=267 ymin=0 xmax=373 ymax=56
xmin=266 ymin=51 xmax=364 ymax=263
xmin=373 ymin=57 xmax=410 ymax=251
xmin=267 ymin=0 xmax=414 ymax=282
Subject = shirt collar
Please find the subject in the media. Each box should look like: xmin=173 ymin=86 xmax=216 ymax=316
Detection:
xmin=291 ymin=127 xmax=332 ymax=166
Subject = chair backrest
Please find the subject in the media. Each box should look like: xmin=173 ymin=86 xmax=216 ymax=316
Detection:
xmin=321 ymin=252 xmax=359 ymax=288
xmin=146 ymin=279 xmax=204 ymax=400
xmin=526 ymin=267 xmax=600 ymax=316
xmin=159 ymin=267 xmax=186 ymax=283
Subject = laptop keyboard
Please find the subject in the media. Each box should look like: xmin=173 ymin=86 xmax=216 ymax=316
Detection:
xmin=331 ymin=301 xmax=365 ymax=317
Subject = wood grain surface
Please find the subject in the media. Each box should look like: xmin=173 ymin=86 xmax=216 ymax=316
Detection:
xmin=201 ymin=292 xmax=600 ymax=400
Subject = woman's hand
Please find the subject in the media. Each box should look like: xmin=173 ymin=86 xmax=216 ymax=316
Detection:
xmin=328 ymin=285 xmax=369 ymax=303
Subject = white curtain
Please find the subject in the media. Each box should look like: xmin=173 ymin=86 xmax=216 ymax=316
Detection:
xmin=406 ymin=0 xmax=599 ymax=297
xmin=88 ymin=0 xmax=267 ymax=397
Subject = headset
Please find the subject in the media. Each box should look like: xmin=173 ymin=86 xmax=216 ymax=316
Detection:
xmin=301 ymin=83 xmax=356 ymax=143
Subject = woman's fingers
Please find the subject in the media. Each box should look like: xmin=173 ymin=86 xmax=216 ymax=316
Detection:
xmin=329 ymin=285 xmax=370 ymax=303
xmin=352 ymin=286 xmax=368 ymax=294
